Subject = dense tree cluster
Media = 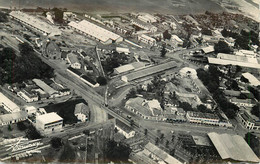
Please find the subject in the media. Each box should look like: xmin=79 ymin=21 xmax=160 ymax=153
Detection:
xmin=0 ymin=43 xmax=54 ymax=85
xmin=178 ymin=101 xmax=193 ymax=111
xmin=160 ymin=44 xmax=167 ymax=57
xmin=251 ymin=104 xmax=260 ymax=118
xmin=163 ymin=30 xmax=171 ymax=40
xmin=245 ymin=133 xmax=260 ymax=157
xmin=247 ymin=86 xmax=260 ymax=101
xmin=214 ymin=41 xmax=232 ymax=54
xmin=25 ymin=125 xmax=42 ymax=140
xmin=197 ymin=66 xmax=239 ymax=118
xmin=221 ymin=28 xmax=259 ymax=50
xmin=52 ymin=8 xmax=64 ymax=24
xmin=102 ymin=52 xmax=127 ymax=74
xmin=96 ymin=76 xmax=107 ymax=85
xmin=51 ymin=137 xmax=63 ymax=149
xmin=104 ymin=140 xmax=131 ymax=163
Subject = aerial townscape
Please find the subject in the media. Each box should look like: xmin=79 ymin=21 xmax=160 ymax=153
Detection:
xmin=0 ymin=0 xmax=260 ymax=163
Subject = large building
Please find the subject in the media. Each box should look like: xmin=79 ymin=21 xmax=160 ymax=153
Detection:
xmin=186 ymin=111 xmax=220 ymax=125
xmin=9 ymin=11 xmax=61 ymax=36
xmin=137 ymin=13 xmax=157 ymax=23
xmin=121 ymin=61 xmax=176 ymax=82
xmin=229 ymin=98 xmax=256 ymax=108
xmin=137 ymin=34 xmax=157 ymax=45
xmin=32 ymin=79 xmax=58 ymax=98
xmin=237 ymin=110 xmax=260 ymax=130
xmin=208 ymin=132 xmax=259 ymax=163
xmin=114 ymin=62 xmax=146 ymax=75
xmin=136 ymin=142 xmax=183 ymax=164
xmin=0 ymin=92 xmax=20 ymax=113
xmin=35 ymin=112 xmax=63 ymax=135
xmin=0 ymin=111 xmax=28 ymax=126
xmin=17 ymin=89 xmax=39 ymax=103
xmin=68 ymin=20 xmax=123 ymax=44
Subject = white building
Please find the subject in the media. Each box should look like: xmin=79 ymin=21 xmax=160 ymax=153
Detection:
xmin=0 ymin=111 xmax=28 ymax=126
xmin=186 ymin=111 xmax=220 ymax=125
xmin=171 ymin=35 xmax=183 ymax=45
xmin=138 ymin=34 xmax=156 ymax=46
xmin=68 ymin=20 xmax=123 ymax=44
xmin=116 ymin=47 xmax=130 ymax=54
xmin=66 ymin=53 xmax=81 ymax=69
xmin=115 ymin=119 xmax=135 ymax=139
xmin=0 ymin=92 xmax=20 ymax=113
xmin=241 ymin=72 xmax=260 ymax=87
xmin=35 ymin=112 xmax=63 ymax=135
xmin=201 ymin=46 xmax=215 ymax=54
xmin=74 ymin=103 xmax=89 ymax=122
xmin=24 ymin=106 xmax=37 ymax=116
xmin=9 ymin=11 xmax=61 ymax=36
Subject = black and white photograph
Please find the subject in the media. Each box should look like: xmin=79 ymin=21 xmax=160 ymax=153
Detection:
xmin=0 ymin=0 xmax=259 ymax=163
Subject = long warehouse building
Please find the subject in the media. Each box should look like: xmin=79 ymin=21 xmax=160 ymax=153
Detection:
xmin=68 ymin=20 xmax=123 ymax=44
xmin=121 ymin=61 xmax=176 ymax=82
xmin=9 ymin=11 xmax=61 ymax=36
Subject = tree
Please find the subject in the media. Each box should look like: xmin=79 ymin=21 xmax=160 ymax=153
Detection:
xmin=50 ymin=137 xmax=63 ymax=149
xmin=163 ymin=30 xmax=171 ymax=40
xmin=160 ymin=133 xmax=165 ymax=140
xmin=197 ymin=104 xmax=208 ymax=113
xmin=19 ymin=42 xmax=34 ymax=55
xmin=165 ymin=140 xmax=169 ymax=148
xmin=155 ymin=137 xmax=159 ymax=145
xmin=130 ymin=119 xmax=134 ymax=127
xmin=0 ymin=11 xmax=8 ymax=22
xmin=144 ymin=129 xmax=148 ymax=135
xmin=59 ymin=141 xmax=76 ymax=162
xmin=8 ymin=124 xmax=13 ymax=131
xmin=83 ymin=129 xmax=90 ymax=136
xmin=26 ymin=125 xmax=42 ymax=139
xmin=104 ymin=140 xmax=131 ymax=163
xmin=160 ymin=44 xmax=167 ymax=57
xmin=17 ymin=121 xmax=27 ymax=131
xmin=179 ymin=101 xmax=193 ymax=111
xmin=251 ymin=104 xmax=260 ymax=118
xmin=126 ymin=88 xmax=137 ymax=99
xmin=96 ymin=76 xmax=107 ymax=85
xmin=214 ymin=41 xmax=232 ymax=54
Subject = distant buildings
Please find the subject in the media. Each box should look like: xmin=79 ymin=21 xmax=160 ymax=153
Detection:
xmin=131 ymin=19 xmax=157 ymax=33
xmin=74 ymin=103 xmax=90 ymax=122
xmin=115 ymin=119 xmax=135 ymax=139
xmin=137 ymin=13 xmax=157 ymax=23
xmin=36 ymin=112 xmax=63 ymax=135
xmin=137 ymin=34 xmax=157 ymax=46
xmin=68 ymin=20 xmax=123 ymax=44
xmin=9 ymin=11 xmax=61 ymax=36
xmin=0 ymin=111 xmax=28 ymax=126
xmin=66 ymin=53 xmax=81 ymax=69
xmin=237 ymin=111 xmax=260 ymax=130
xmin=134 ymin=142 xmax=182 ymax=164
xmin=0 ymin=92 xmax=20 ymax=113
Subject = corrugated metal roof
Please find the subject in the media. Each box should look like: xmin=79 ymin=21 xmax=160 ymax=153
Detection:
xmin=33 ymin=79 xmax=57 ymax=95
xmin=208 ymin=132 xmax=260 ymax=162
xmin=242 ymin=72 xmax=260 ymax=87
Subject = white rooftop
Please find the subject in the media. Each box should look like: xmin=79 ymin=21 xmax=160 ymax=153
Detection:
xmin=9 ymin=11 xmax=61 ymax=36
xmin=242 ymin=72 xmax=260 ymax=86
xmin=33 ymin=79 xmax=57 ymax=95
xmin=208 ymin=132 xmax=259 ymax=163
xmin=114 ymin=64 xmax=135 ymax=74
xmin=201 ymin=46 xmax=214 ymax=54
xmin=36 ymin=112 xmax=63 ymax=124
xmin=208 ymin=57 xmax=260 ymax=69
xmin=140 ymin=34 xmax=156 ymax=41
xmin=0 ymin=92 xmax=20 ymax=112
xmin=68 ymin=20 xmax=122 ymax=43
